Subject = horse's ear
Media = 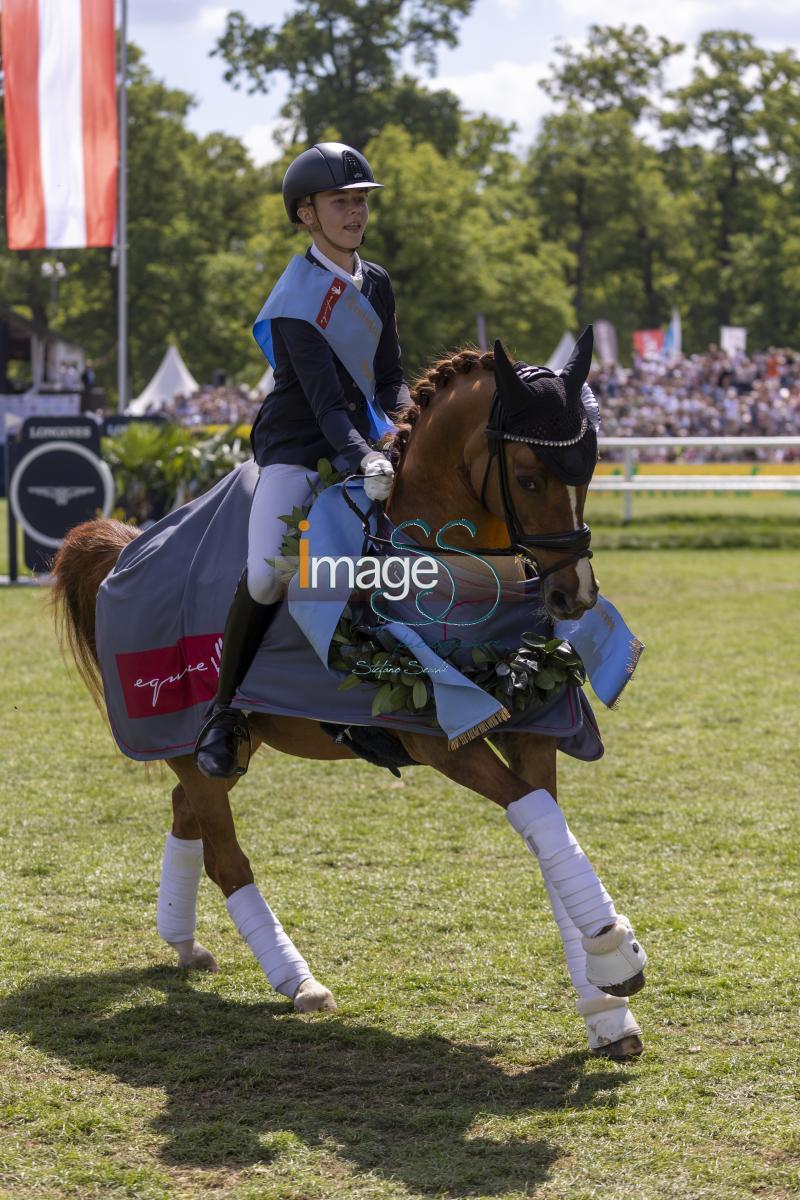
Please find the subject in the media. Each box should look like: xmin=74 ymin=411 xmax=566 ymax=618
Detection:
xmin=493 ymin=338 xmax=519 ymax=397
xmin=559 ymin=326 xmax=594 ymax=399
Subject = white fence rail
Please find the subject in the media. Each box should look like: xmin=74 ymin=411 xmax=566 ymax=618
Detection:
xmin=596 ymin=436 xmax=800 ymax=521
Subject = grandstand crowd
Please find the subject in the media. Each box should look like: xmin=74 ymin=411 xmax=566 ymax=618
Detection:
xmin=157 ymin=347 xmax=800 ymax=462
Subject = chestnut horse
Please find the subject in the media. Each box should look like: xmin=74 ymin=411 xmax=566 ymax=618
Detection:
xmin=52 ymin=339 xmax=646 ymax=1060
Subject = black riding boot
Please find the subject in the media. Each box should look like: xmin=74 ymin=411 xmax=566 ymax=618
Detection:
xmin=194 ymin=573 xmax=280 ymax=779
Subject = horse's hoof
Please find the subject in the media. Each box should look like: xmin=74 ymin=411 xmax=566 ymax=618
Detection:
xmin=171 ymin=939 xmax=220 ymax=972
xmin=599 ymin=970 xmax=646 ymax=998
xmin=293 ymin=978 xmax=337 ymax=1012
xmin=591 ymin=1034 xmax=644 ymax=1061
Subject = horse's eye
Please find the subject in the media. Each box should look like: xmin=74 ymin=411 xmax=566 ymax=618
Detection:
xmin=517 ymin=477 xmax=539 ymax=493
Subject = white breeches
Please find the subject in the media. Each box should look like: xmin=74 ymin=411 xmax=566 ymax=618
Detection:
xmin=246 ymin=463 xmax=320 ymax=604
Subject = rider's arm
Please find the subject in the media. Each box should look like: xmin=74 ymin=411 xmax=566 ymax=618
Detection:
xmin=372 ymin=276 xmax=412 ymax=418
xmin=272 ymin=317 xmax=373 ymax=472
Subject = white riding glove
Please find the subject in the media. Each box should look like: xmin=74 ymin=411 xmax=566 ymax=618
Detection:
xmin=360 ymin=450 xmax=395 ymax=501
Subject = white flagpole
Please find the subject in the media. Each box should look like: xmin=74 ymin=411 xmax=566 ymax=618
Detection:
xmin=117 ymin=0 xmax=128 ymax=411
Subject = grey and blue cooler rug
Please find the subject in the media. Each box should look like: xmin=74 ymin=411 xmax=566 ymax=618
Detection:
xmin=95 ymin=462 xmax=642 ymax=763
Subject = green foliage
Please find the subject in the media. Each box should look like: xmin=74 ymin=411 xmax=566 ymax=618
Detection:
xmin=541 ymin=23 xmax=684 ymax=121
xmin=4 ymin=16 xmax=800 ymax=399
xmin=329 ymin=603 xmax=586 ymax=720
xmin=213 ymin=1 xmax=473 ymax=152
xmin=366 ymin=126 xmax=573 ymax=368
xmin=102 ymin=423 xmax=250 ymax=522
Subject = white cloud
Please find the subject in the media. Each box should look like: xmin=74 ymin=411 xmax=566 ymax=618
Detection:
xmin=196 ymin=6 xmax=229 ymax=35
xmin=558 ymin=0 xmax=800 ymax=45
xmin=429 ymin=58 xmax=551 ymax=142
xmin=243 ymin=121 xmax=283 ymax=165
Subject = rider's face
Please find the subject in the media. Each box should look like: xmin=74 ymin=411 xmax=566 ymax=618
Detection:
xmin=301 ymin=189 xmax=370 ymax=248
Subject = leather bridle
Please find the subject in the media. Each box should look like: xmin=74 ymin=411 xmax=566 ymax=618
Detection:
xmin=476 ymin=390 xmax=593 ymax=580
xmin=341 ymin=387 xmax=593 ymax=583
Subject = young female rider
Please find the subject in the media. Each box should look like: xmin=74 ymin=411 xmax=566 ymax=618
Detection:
xmin=194 ymin=142 xmax=411 ymax=779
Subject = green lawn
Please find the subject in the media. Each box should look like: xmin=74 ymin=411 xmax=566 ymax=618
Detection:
xmin=1 ymin=517 xmax=799 ymax=1197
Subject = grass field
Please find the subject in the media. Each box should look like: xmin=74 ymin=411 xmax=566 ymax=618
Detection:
xmin=1 ymin=496 xmax=799 ymax=1199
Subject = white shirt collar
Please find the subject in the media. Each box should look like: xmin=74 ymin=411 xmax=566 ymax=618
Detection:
xmin=309 ymin=242 xmax=363 ymax=292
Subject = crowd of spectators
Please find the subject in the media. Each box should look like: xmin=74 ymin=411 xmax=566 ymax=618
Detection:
xmin=591 ymin=347 xmax=800 ymax=461
xmin=158 ymin=383 xmax=265 ymax=428
xmin=153 ymin=346 xmax=800 ymax=463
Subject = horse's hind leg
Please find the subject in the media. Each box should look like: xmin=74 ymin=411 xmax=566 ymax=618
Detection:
xmin=155 ymin=782 xmax=220 ymax=972
xmin=493 ymin=732 xmax=644 ymax=1061
xmin=166 ymin=756 xmax=335 ymax=1013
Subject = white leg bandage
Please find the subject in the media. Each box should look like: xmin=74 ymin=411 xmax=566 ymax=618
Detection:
xmin=226 ymin=883 xmax=311 ymax=999
xmin=506 ymin=789 xmax=617 ymax=937
xmin=157 ymin=833 xmax=204 ymax=944
xmin=542 ymin=872 xmax=639 ymax=1050
xmin=540 ymin=872 xmax=606 ymax=1002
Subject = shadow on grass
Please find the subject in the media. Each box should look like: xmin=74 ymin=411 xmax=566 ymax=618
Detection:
xmin=0 ymin=967 xmax=636 ymax=1196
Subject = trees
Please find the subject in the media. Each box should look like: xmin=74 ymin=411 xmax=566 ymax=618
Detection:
xmin=212 ymin=1 xmax=472 ymax=153
xmin=530 ymin=26 xmax=688 ymax=347
xmin=363 ymin=126 xmax=572 ymax=371
xmin=663 ymin=31 xmax=800 ymax=341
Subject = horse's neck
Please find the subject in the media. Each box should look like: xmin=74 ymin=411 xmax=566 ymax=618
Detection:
xmin=388 ymin=386 xmax=508 ymax=551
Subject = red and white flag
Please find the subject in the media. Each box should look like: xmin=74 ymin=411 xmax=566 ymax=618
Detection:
xmin=3 ymin=0 xmax=118 ymax=250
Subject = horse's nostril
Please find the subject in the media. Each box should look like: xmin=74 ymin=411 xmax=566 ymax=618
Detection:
xmin=549 ymin=589 xmax=568 ymax=612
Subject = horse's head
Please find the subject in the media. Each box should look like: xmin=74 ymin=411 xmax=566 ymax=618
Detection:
xmin=388 ymin=330 xmax=600 ymax=622
xmin=484 ymin=329 xmax=599 ymax=620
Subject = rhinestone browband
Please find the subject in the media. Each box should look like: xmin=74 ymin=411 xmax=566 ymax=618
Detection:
xmin=499 ymin=415 xmax=588 ymax=447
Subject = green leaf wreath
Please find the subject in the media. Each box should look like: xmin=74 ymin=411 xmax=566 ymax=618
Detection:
xmin=271 ymin=458 xmax=587 ymax=722
xmin=329 ymin=605 xmax=586 ymax=720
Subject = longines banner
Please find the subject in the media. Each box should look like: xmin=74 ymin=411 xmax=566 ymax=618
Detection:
xmin=9 ymin=416 xmax=114 ymax=571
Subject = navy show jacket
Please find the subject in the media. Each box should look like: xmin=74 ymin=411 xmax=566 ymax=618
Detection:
xmin=250 ymin=248 xmax=412 ymax=473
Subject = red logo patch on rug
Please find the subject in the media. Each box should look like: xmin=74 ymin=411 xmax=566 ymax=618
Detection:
xmin=116 ymin=633 xmax=223 ymax=718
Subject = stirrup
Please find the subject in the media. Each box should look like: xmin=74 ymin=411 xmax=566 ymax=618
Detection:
xmin=193 ymin=705 xmax=252 ymax=779
xmin=582 ymin=916 xmax=647 ymax=997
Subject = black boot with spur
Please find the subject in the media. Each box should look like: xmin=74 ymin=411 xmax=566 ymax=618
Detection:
xmin=194 ymin=573 xmax=280 ymax=779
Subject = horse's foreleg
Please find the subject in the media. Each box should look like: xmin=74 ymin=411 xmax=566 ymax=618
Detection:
xmin=155 ymin=782 xmax=219 ymax=972
xmin=493 ymin=732 xmax=644 ymax=1059
xmin=166 ymin=757 xmax=335 ymax=1012
xmin=400 ymin=732 xmax=645 ymax=1047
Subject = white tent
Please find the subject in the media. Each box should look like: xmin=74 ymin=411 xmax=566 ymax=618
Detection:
xmin=127 ymin=344 xmax=199 ymax=414
xmin=249 ymin=364 xmax=274 ymax=401
xmin=546 ymin=331 xmax=576 ymax=371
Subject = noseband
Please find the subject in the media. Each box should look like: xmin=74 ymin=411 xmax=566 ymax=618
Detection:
xmin=477 ymin=390 xmax=593 ymax=580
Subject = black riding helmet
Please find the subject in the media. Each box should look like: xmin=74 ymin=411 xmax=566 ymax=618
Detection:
xmin=282 ymin=142 xmax=383 ymax=223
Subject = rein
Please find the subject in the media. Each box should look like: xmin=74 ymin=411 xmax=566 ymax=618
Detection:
xmin=341 ymin=387 xmax=593 ymax=582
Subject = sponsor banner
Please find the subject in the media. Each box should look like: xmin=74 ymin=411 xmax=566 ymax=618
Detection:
xmin=9 ymin=415 xmax=113 ymax=569
xmin=720 ymin=326 xmax=747 ymax=354
xmin=594 ymin=320 xmax=618 ymax=366
xmin=633 ymin=329 xmax=665 ymax=357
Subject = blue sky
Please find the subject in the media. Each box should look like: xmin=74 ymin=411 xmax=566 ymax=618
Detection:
xmin=130 ymin=1 xmax=800 ymax=162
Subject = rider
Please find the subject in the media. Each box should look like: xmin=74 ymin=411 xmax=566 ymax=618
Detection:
xmin=194 ymin=141 xmax=411 ymax=779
